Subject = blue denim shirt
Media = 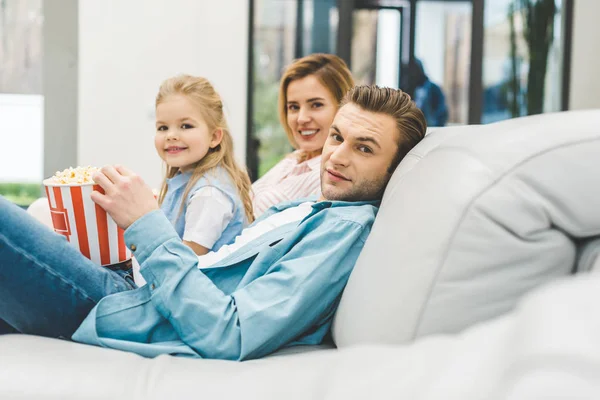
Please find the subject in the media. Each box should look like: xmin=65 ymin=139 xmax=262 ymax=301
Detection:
xmin=72 ymin=198 xmax=379 ymax=360
xmin=160 ymin=166 xmax=246 ymax=251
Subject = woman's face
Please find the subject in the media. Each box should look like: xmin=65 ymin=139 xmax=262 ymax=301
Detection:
xmin=286 ymin=75 xmax=338 ymax=159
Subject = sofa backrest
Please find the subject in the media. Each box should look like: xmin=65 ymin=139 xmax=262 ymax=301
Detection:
xmin=332 ymin=110 xmax=600 ymax=347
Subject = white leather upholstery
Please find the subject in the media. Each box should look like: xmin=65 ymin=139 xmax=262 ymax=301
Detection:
xmin=333 ymin=110 xmax=600 ymax=347
xmin=4 ymin=110 xmax=600 ymax=399
xmin=5 ymin=273 xmax=600 ymax=399
xmin=0 ymin=335 xmax=335 ymax=400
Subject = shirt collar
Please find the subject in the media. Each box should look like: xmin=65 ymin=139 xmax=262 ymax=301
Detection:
xmin=254 ymin=195 xmax=380 ymax=226
xmin=166 ymin=170 xmax=193 ymax=191
xmin=271 ymin=196 xmax=380 ymax=212
xmin=305 ymin=155 xmax=322 ymax=171
xmin=312 ymin=198 xmax=380 ymax=210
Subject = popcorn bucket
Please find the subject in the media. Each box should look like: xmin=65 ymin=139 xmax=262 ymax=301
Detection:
xmin=42 ymin=180 xmax=131 ymax=266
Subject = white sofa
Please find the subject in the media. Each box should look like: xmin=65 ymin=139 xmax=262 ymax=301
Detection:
xmin=2 ymin=110 xmax=600 ymax=399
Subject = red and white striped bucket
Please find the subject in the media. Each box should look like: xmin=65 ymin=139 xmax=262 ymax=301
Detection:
xmin=42 ymin=181 xmax=131 ymax=266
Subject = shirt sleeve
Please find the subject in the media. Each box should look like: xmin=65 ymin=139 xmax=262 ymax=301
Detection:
xmin=129 ymin=210 xmax=371 ymax=361
xmin=182 ymin=186 xmax=235 ymax=249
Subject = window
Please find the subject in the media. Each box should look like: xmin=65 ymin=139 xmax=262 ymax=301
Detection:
xmin=482 ymin=0 xmax=565 ymax=123
xmin=415 ymin=1 xmax=472 ymax=125
xmin=0 ymin=0 xmax=43 ymax=206
xmin=252 ymin=0 xmax=297 ymax=179
xmin=248 ymin=0 xmax=572 ymax=173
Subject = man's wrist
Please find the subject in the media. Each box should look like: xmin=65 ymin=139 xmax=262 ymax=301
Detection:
xmin=125 ymin=205 xmax=160 ymax=230
xmin=124 ymin=209 xmax=179 ymax=264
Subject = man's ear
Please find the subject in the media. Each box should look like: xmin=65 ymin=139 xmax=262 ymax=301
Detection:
xmin=210 ymin=128 xmax=224 ymax=148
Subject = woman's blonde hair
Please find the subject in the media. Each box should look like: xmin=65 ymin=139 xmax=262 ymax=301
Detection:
xmin=156 ymin=75 xmax=254 ymax=223
xmin=278 ymin=53 xmax=354 ymax=162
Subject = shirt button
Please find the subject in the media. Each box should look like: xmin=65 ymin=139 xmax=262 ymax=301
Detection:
xmin=150 ymin=283 xmax=156 ymax=290
xmin=130 ymin=244 xmax=137 ymax=251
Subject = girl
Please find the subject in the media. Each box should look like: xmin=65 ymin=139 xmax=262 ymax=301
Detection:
xmin=155 ymin=75 xmax=254 ymax=256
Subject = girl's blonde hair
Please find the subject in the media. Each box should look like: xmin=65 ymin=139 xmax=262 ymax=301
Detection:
xmin=156 ymin=75 xmax=254 ymax=223
xmin=278 ymin=53 xmax=355 ymax=162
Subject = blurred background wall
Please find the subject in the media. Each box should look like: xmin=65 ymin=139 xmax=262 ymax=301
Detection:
xmin=569 ymin=0 xmax=600 ymax=110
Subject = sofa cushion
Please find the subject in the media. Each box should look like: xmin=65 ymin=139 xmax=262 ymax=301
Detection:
xmin=0 ymin=334 xmax=335 ymax=400
xmin=6 ymin=273 xmax=600 ymax=399
xmin=392 ymin=125 xmax=478 ymax=178
xmin=333 ymin=110 xmax=600 ymax=347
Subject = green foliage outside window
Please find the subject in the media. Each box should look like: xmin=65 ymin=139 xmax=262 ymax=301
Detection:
xmin=253 ymin=74 xmax=292 ymax=178
xmin=0 ymin=183 xmax=42 ymax=207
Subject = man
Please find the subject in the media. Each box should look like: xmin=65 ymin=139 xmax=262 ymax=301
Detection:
xmin=0 ymin=85 xmax=426 ymax=360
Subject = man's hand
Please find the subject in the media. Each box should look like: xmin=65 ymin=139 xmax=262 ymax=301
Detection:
xmin=91 ymin=165 xmax=159 ymax=230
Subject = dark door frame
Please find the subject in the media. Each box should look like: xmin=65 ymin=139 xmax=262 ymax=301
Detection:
xmin=246 ymin=0 xmax=258 ymax=180
xmin=468 ymin=0 xmax=484 ymax=124
xmin=561 ymin=0 xmax=574 ymax=111
xmin=337 ymin=0 xmax=413 ymax=93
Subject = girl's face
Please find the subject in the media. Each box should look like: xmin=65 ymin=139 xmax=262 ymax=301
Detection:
xmin=155 ymin=95 xmax=222 ymax=172
xmin=286 ymin=75 xmax=338 ymax=159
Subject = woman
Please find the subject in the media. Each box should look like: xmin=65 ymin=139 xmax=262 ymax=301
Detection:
xmin=252 ymin=53 xmax=354 ymax=217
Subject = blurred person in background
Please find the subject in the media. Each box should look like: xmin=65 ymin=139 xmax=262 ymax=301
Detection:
xmin=410 ymin=59 xmax=448 ymax=127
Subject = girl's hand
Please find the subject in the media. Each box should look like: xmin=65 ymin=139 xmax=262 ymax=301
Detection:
xmin=91 ymin=165 xmax=159 ymax=230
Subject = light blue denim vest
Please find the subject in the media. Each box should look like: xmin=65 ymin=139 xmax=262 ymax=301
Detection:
xmin=160 ymin=166 xmax=246 ymax=251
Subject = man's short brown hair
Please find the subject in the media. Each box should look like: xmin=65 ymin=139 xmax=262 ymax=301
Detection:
xmin=341 ymin=85 xmax=427 ymax=173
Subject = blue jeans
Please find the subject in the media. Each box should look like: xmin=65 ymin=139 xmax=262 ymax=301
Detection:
xmin=0 ymin=196 xmax=136 ymax=338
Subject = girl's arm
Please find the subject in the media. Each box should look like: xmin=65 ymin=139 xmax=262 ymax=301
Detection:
xmin=182 ymin=240 xmax=209 ymax=256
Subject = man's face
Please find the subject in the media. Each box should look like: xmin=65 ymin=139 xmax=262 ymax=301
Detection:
xmin=320 ymin=103 xmax=399 ymax=202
